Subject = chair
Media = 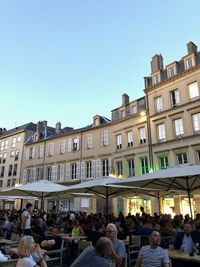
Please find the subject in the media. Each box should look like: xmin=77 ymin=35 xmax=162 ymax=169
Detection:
xmin=1 ymin=259 xmax=18 ymax=267
xmin=130 ymin=235 xmax=141 ymax=248
xmin=127 ymin=244 xmax=140 ymax=267
xmin=45 ymin=239 xmax=67 ymax=267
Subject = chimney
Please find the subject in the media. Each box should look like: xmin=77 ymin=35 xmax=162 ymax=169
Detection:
xmin=0 ymin=128 xmax=2 ymax=135
xmin=122 ymin=93 xmax=129 ymax=106
xmin=56 ymin=122 xmax=61 ymax=134
xmin=187 ymin=41 xmax=197 ymax=54
xmin=151 ymin=54 xmax=163 ymax=74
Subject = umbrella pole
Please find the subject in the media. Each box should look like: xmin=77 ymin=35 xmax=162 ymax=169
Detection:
xmin=157 ymin=193 xmax=161 ymax=215
xmin=187 ymin=189 xmax=193 ymax=219
xmin=41 ymin=193 xmax=44 ymax=210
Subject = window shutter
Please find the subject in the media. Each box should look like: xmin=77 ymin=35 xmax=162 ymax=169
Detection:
xmin=32 ymin=168 xmax=36 ymax=182
xmin=39 ymin=145 xmax=44 ymax=158
xmin=108 ymin=158 xmax=112 ymax=173
xmin=60 ymin=165 xmax=65 ymax=182
xmin=96 ymin=159 xmax=100 ymax=178
xmin=81 ymin=161 xmax=85 ymax=179
xmin=77 ymin=137 xmax=80 ymax=150
xmin=104 ymin=130 xmax=109 ymax=145
xmin=68 ymin=139 xmax=72 ymax=152
xmin=76 ymin=162 xmax=80 ymax=179
xmin=32 ymin=147 xmax=35 ymax=159
xmin=91 ymin=160 xmax=96 ymax=178
xmin=26 ymin=148 xmax=29 ymax=160
xmin=23 ymin=169 xmax=27 ymax=183
xmin=66 ymin=163 xmax=70 ymax=179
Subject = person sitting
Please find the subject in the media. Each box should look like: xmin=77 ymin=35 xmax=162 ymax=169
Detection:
xmin=174 ymin=222 xmax=200 ymax=253
xmin=71 ymin=219 xmax=85 ymax=237
xmin=32 ymin=218 xmax=47 ymax=244
xmin=2 ymin=215 xmax=16 ymax=239
xmin=16 ymin=235 xmax=47 ymax=267
xmin=87 ymin=222 xmax=105 ymax=246
xmin=106 ymin=223 xmax=126 ymax=267
xmin=135 ymin=230 xmax=170 ymax=267
xmin=70 ymin=237 xmax=114 ymax=267
xmin=41 ymin=227 xmax=62 ymax=251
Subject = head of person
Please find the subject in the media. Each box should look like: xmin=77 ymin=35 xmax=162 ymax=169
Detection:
xmin=26 ymin=203 xmax=33 ymax=213
xmin=17 ymin=236 xmax=35 ymax=257
xmin=106 ymin=223 xmax=117 ymax=241
xmin=149 ymin=230 xmax=160 ymax=248
xmin=95 ymin=222 xmax=103 ymax=232
xmin=95 ymin=237 xmax=113 ymax=258
xmin=50 ymin=227 xmax=59 ymax=237
xmin=183 ymin=223 xmax=192 ymax=235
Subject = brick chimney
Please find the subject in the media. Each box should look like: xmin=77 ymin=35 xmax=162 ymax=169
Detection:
xmin=122 ymin=93 xmax=129 ymax=106
xmin=56 ymin=122 xmax=61 ymax=134
xmin=187 ymin=41 xmax=197 ymax=54
xmin=151 ymin=54 xmax=163 ymax=74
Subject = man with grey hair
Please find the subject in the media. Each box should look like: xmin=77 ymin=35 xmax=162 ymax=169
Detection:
xmin=106 ymin=223 xmax=126 ymax=267
xmin=70 ymin=237 xmax=114 ymax=267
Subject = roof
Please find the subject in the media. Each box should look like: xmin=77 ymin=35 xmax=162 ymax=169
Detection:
xmin=0 ymin=122 xmax=37 ymax=138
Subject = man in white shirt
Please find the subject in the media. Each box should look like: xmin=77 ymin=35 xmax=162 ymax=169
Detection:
xmin=22 ymin=203 xmax=33 ymax=235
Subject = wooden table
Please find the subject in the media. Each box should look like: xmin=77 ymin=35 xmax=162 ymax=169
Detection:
xmin=9 ymin=247 xmax=46 ymax=256
xmin=167 ymin=249 xmax=200 ymax=263
xmin=61 ymin=235 xmax=87 ymax=241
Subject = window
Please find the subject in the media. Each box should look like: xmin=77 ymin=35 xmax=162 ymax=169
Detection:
xmin=39 ymin=144 xmax=44 ymax=158
xmin=188 ymin=82 xmax=199 ymax=100
xmin=155 ymin=96 xmax=163 ymax=112
xmin=15 ymin=150 xmax=19 ymax=161
xmin=177 ymin=153 xmax=188 ymax=164
xmin=102 ymin=159 xmax=109 ymax=176
xmin=60 ymin=140 xmax=65 ymax=154
xmin=185 ymin=57 xmax=194 ymax=70
xmin=11 ymin=137 xmax=16 ymax=148
xmin=0 ymin=180 xmax=3 ymax=187
xmin=0 ymin=154 xmax=2 ymax=164
xmin=46 ymin=167 xmax=52 ymax=181
xmin=192 ymin=113 xmax=200 ymax=132
xmin=153 ymin=74 xmax=160 ymax=85
xmin=159 ymin=156 xmax=169 ymax=169
xmin=72 ymin=138 xmax=79 ymax=151
xmin=86 ymin=134 xmax=93 ymax=149
xmin=7 ymin=179 xmax=11 ymax=187
xmin=116 ymin=161 xmax=123 ymax=176
xmin=127 ymin=131 xmax=133 ymax=147
xmin=0 ymin=166 xmax=5 ymax=177
xmin=2 ymin=153 xmax=6 ymax=164
xmin=168 ymin=66 xmax=175 ymax=77
xmin=0 ymin=141 xmax=7 ymax=151
xmin=17 ymin=136 xmax=21 ymax=142
xmin=36 ymin=168 xmax=42 ymax=180
xmin=12 ymin=179 xmax=16 ymax=187
xmin=27 ymin=147 xmax=35 ymax=159
xmin=196 ymin=151 xmax=200 ymax=164
xmin=130 ymin=105 xmax=137 ymax=114
xmin=141 ymin=157 xmax=149 ymax=174
xmin=128 ymin=159 xmax=135 ymax=177
xmin=157 ymin=123 xmax=166 ymax=142
xmin=13 ymin=164 xmax=17 ymax=176
xmin=8 ymin=165 xmax=13 ymax=176
xmin=120 ymin=110 xmax=125 ymax=119
xmin=10 ymin=151 xmax=15 ymax=158
xmin=174 ymin=118 xmax=184 ymax=138
xmin=0 ymin=141 xmax=4 ymax=151
xmin=116 ymin=134 xmax=122 ymax=149
xmin=86 ymin=161 xmax=92 ymax=178
xmin=170 ymin=89 xmax=180 ymax=107
xmin=139 ymin=127 xmax=146 ymax=144
xmin=71 ymin=163 xmax=77 ymax=179
xmin=101 ymin=130 xmax=109 ymax=146
xmin=4 ymin=140 xmax=8 ymax=150
xmin=48 ymin=143 xmax=54 ymax=156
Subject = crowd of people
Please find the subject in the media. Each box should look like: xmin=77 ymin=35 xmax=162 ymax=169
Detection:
xmin=1 ymin=204 xmax=200 ymax=266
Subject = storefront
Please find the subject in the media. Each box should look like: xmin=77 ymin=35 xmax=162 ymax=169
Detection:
xmin=127 ymin=196 xmax=152 ymax=215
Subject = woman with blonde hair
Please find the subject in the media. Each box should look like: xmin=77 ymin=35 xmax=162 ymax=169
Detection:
xmin=16 ymin=235 xmax=47 ymax=267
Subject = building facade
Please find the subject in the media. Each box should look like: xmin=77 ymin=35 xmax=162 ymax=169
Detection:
xmin=1 ymin=41 xmax=200 ymax=216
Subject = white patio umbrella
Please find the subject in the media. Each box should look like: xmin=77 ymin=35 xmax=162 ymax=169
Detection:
xmin=60 ymin=176 xmax=158 ymax=221
xmin=112 ymin=164 xmax=200 ymax=218
xmin=0 ymin=180 xmax=69 ymax=209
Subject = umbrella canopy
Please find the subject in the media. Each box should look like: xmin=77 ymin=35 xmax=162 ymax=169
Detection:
xmin=112 ymin=164 xmax=200 ymax=217
xmin=0 ymin=180 xmax=69 ymax=209
xmin=61 ymin=176 xmax=158 ymax=221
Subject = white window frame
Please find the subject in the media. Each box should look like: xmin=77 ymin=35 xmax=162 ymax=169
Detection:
xmin=101 ymin=130 xmax=109 ymax=146
xmin=174 ymin=118 xmax=184 ymax=138
xmin=127 ymin=131 xmax=133 ymax=147
xmin=192 ymin=113 xmax=200 ymax=132
xmin=185 ymin=57 xmax=194 ymax=70
xmin=157 ymin=123 xmax=166 ymax=142
xmin=155 ymin=96 xmax=163 ymax=112
xmin=168 ymin=66 xmax=176 ymax=78
xmin=116 ymin=134 xmax=122 ymax=149
xmin=60 ymin=140 xmax=66 ymax=154
xmin=170 ymin=89 xmax=180 ymax=107
xmin=188 ymin=82 xmax=199 ymax=100
xmin=86 ymin=134 xmax=93 ymax=149
xmin=39 ymin=144 xmax=44 ymax=158
xmin=139 ymin=127 xmax=146 ymax=144
xmin=176 ymin=153 xmax=188 ymax=165
xmin=48 ymin=143 xmax=54 ymax=156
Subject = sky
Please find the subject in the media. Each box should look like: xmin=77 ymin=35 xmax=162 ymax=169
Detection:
xmin=1 ymin=0 xmax=200 ymax=130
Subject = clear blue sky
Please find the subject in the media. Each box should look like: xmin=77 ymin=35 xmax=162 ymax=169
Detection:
xmin=1 ymin=0 xmax=200 ymax=130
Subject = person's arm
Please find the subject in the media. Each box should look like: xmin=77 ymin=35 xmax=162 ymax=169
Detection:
xmin=135 ymin=257 xmax=142 ymax=267
xmin=110 ymin=250 xmax=123 ymax=267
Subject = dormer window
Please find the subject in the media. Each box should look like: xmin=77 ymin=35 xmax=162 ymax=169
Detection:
xmin=153 ymin=74 xmax=160 ymax=85
xmin=184 ymin=57 xmax=194 ymax=70
xmin=168 ymin=66 xmax=176 ymax=78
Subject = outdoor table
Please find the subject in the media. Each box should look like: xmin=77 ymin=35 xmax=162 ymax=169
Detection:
xmin=0 ymin=239 xmax=18 ymax=251
xmin=167 ymin=249 xmax=200 ymax=263
xmin=9 ymin=247 xmax=46 ymax=256
xmin=61 ymin=235 xmax=87 ymax=241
